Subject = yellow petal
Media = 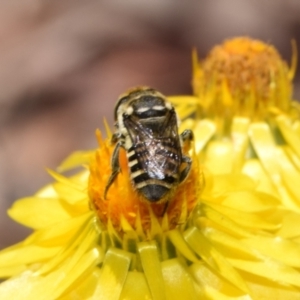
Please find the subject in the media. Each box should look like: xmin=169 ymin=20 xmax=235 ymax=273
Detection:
xmin=184 ymin=226 xmax=249 ymax=293
xmin=57 ymin=150 xmax=95 ymax=172
xmin=0 ymin=271 xmax=40 ymax=300
xmin=0 ymin=215 xmax=90 ymax=277
xmin=91 ymin=248 xmax=131 ymax=300
xmin=51 ymin=248 xmax=101 ymax=299
xmin=168 ymin=96 xmax=198 ymax=120
xmin=47 ymin=169 xmax=86 ymax=193
xmin=205 ymin=140 xmax=234 ymax=174
xmin=249 ymin=122 xmax=300 ymax=212
xmin=60 ymin=269 xmax=101 ymax=300
xmin=138 ymin=241 xmax=166 ymax=300
xmin=242 ymin=236 xmax=300 ymax=268
xmin=246 ymin=277 xmax=300 ymax=300
xmin=193 ymin=119 xmax=216 ymax=153
xmin=162 ymin=258 xmax=199 ymax=300
xmin=179 ymin=118 xmax=195 ymax=133
xmin=167 ymin=229 xmax=198 ymax=263
xmin=222 ymin=190 xmax=280 ymax=213
xmin=231 ymin=117 xmax=250 ymax=173
xmin=0 ymin=244 xmax=60 ymax=278
xmin=229 ymin=258 xmax=300 ymax=288
xmin=35 ymin=184 xmax=57 ymax=198
xmin=52 ymin=181 xmax=88 ymax=206
xmin=248 ymin=122 xmax=279 ymax=180
xmin=202 ymin=227 xmax=260 ymax=261
xmin=203 ymin=287 xmax=252 ymax=300
xmin=277 ymin=211 xmax=300 ymax=239
xmin=17 ymin=247 xmax=101 ymax=300
xmin=202 ymin=174 xmax=255 ymax=198
xmin=37 ymin=215 xmax=96 ymax=275
xmin=120 ymin=271 xmax=152 ymax=300
xmin=0 ymin=265 xmax=27 ymax=279
xmin=24 ymin=212 xmax=92 ymax=247
xmin=208 ymin=203 xmax=280 ymax=231
xmin=203 ymin=226 xmax=300 ymax=290
xmin=8 ymin=197 xmax=70 ymax=229
xmin=242 ymin=159 xmax=279 ymax=197
xmin=198 ymin=205 xmax=252 ymax=239
xmin=0 ymin=241 xmax=56 ymax=268
xmin=277 ymin=115 xmax=300 ymax=158
xmin=284 ymin=145 xmax=300 ymax=171
xmin=190 ymin=261 xmax=250 ymax=299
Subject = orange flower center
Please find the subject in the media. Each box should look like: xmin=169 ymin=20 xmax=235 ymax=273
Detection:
xmin=88 ymin=130 xmax=203 ymax=238
xmin=193 ymin=37 xmax=293 ymax=120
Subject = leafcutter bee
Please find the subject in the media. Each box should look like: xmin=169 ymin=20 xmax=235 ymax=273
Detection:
xmin=105 ymin=87 xmax=193 ymax=203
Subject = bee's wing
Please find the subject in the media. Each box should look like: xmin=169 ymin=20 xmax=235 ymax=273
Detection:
xmin=158 ymin=108 xmax=180 ymax=140
xmin=124 ymin=109 xmax=181 ymax=179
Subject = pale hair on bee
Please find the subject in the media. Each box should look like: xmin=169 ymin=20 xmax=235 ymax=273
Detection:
xmin=105 ymin=87 xmax=193 ymax=205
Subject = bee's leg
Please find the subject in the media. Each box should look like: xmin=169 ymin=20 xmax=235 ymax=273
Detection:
xmin=104 ymin=141 xmax=123 ymax=199
xmin=180 ymin=129 xmax=194 ymax=144
xmin=111 ymin=132 xmax=120 ymax=144
xmin=179 ymin=155 xmax=192 ymax=182
xmin=179 ymin=129 xmax=193 ymax=183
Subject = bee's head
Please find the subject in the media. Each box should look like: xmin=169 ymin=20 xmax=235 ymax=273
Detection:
xmin=114 ymin=87 xmax=163 ymax=120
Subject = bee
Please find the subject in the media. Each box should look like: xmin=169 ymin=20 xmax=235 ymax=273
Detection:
xmin=104 ymin=87 xmax=193 ymax=203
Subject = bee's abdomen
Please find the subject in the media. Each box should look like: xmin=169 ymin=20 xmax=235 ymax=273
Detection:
xmin=138 ymin=185 xmax=169 ymax=202
xmin=127 ymin=148 xmax=177 ymax=202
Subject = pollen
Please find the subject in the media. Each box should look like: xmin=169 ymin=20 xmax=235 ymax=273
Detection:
xmin=88 ymin=130 xmax=203 ymax=238
xmin=193 ymin=37 xmax=294 ymax=120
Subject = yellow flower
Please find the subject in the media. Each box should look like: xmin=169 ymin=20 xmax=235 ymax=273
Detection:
xmin=1 ymin=38 xmax=300 ymax=300
xmin=172 ymin=37 xmax=300 ymax=213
